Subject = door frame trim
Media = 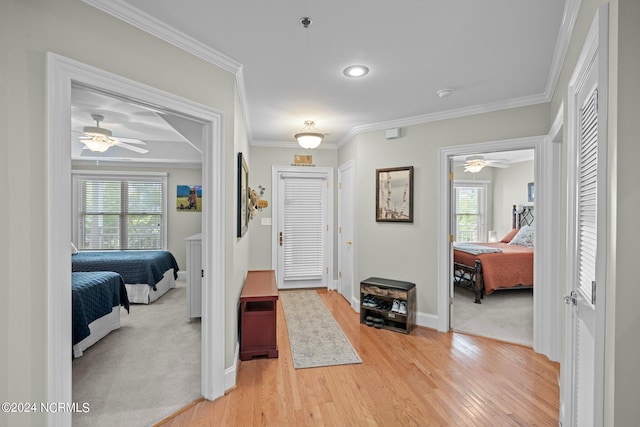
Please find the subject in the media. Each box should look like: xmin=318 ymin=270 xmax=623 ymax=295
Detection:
xmin=437 ymin=135 xmax=562 ymax=363
xmin=561 ymin=5 xmax=609 ymax=425
xmin=47 ymin=53 xmax=226 ymax=426
xmin=338 ymin=160 xmax=356 ymax=308
xmin=271 ymin=165 xmax=334 ymax=288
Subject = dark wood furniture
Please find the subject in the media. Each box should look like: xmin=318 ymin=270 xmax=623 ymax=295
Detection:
xmin=360 ymin=277 xmax=416 ymax=334
xmin=453 ymin=205 xmax=534 ymax=303
xmin=239 ymin=270 xmax=279 ymax=361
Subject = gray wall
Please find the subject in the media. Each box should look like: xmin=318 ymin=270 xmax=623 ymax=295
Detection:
xmin=0 ymin=1 xmax=243 ymax=424
xmin=247 ymin=145 xmax=338 ymax=271
xmin=492 ymin=160 xmax=534 ymax=236
xmin=339 ymin=104 xmax=550 ymax=316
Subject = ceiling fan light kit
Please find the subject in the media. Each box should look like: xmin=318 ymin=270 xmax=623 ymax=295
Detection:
xmin=464 ymin=155 xmax=487 ymax=173
xmin=78 ymin=113 xmax=149 ymax=154
xmin=295 ymin=120 xmax=324 ymax=149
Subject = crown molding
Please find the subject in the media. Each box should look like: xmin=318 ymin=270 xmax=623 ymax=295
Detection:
xmin=82 ymin=0 xmax=253 ymax=142
xmin=544 ymin=0 xmax=582 ymax=99
xmin=337 ymin=92 xmax=549 ymax=147
xmin=251 ymin=140 xmax=338 ymax=150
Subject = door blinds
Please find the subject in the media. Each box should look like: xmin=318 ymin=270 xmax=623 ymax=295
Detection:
xmin=282 ymin=176 xmax=324 ymax=281
xmin=577 ymin=88 xmax=598 ymax=304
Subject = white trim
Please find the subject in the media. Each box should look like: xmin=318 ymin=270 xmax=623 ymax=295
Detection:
xmin=224 ymin=342 xmax=240 ymax=392
xmin=47 ymin=53 xmax=226 ymax=426
xmin=544 ymin=0 xmax=583 ymax=99
xmin=271 ymin=166 xmax=334 ymax=289
xmin=561 ymin=6 xmax=608 ymax=425
xmin=416 ymin=311 xmax=439 ymax=331
xmin=81 ymin=0 xmax=252 ymax=144
xmin=534 ymin=103 xmax=564 ymax=363
xmin=338 ymin=160 xmax=356 ymax=308
xmin=251 ymin=139 xmax=338 ymax=150
xmin=82 ymin=0 xmax=580 ymax=151
xmin=338 ymin=95 xmax=550 ymax=148
xmin=437 ymin=136 xmax=543 ymax=333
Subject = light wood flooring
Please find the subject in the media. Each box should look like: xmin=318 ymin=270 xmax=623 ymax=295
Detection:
xmin=158 ymin=289 xmax=560 ymax=426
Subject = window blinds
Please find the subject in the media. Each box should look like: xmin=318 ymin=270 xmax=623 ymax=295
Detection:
xmin=577 ymin=89 xmax=598 ymax=303
xmin=77 ymin=176 xmax=164 ymax=250
xmin=282 ymin=177 xmax=324 ymax=281
xmin=454 ymin=186 xmax=481 ymax=242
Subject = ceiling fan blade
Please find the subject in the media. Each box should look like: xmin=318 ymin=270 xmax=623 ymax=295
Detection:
xmin=112 ymin=141 xmax=149 ymax=154
xmin=112 ymin=136 xmax=147 ymax=145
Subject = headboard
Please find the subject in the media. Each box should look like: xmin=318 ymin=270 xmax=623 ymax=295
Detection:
xmin=512 ymin=205 xmax=534 ymax=229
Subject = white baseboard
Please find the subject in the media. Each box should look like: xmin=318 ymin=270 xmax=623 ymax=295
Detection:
xmin=176 ymin=270 xmax=187 ymax=281
xmin=416 ymin=311 xmax=439 ymax=330
xmin=224 ymin=342 xmax=239 ymax=392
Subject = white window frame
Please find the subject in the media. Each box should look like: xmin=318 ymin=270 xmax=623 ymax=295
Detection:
xmin=72 ymin=170 xmax=168 ymax=250
xmin=453 ymin=180 xmax=489 ymax=243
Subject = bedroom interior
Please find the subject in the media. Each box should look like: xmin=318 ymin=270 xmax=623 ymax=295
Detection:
xmin=70 ymin=85 xmax=205 ymax=425
xmin=450 ymin=150 xmax=535 ymax=345
xmin=7 ymin=1 xmax=640 ymax=426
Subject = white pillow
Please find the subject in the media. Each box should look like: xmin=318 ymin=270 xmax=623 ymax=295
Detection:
xmin=508 ymin=225 xmax=534 ymax=247
xmin=71 ymin=242 xmax=79 ymax=255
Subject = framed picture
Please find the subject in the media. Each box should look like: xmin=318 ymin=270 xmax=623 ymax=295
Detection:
xmin=237 ymin=152 xmax=249 ymax=237
xmin=528 ymin=182 xmax=535 ymax=203
xmin=376 ymin=166 xmax=414 ymax=222
xmin=176 ymin=185 xmax=202 ymax=211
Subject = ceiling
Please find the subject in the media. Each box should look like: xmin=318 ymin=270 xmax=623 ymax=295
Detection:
xmin=76 ymin=0 xmax=567 ymax=157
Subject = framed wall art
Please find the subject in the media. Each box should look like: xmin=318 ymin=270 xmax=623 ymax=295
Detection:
xmin=376 ymin=166 xmax=414 ymax=222
xmin=237 ymin=152 xmax=249 ymax=237
xmin=176 ymin=185 xmax=202 ymax=211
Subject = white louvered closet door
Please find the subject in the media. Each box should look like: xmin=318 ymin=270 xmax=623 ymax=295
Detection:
xmin=563 ymin=8 xmax=608 ymax=425
xmin=277 ymin=174 xmax=327 ymax=289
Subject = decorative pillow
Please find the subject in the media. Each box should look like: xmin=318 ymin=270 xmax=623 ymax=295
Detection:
xmin=71 ymin=242 xmax=79 ymax=255
xmin=508 ymin=225 xmax=535 ymax=247
xmin=500 ymin=228 xmax=519 ymax=243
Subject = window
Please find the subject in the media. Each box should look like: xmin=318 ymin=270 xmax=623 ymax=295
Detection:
xmin=454 ymin=181 xmax=488 ymax=242
xmin=73 ymin=172 xmax=167 ymax=250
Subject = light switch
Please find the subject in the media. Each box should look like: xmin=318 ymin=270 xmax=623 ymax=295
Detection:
xmin=261 ymin=217 xmax=272 ymax=226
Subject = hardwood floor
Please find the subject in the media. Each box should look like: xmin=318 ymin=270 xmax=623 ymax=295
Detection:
xmin=158 ymin=290 xmax=560 ymax=426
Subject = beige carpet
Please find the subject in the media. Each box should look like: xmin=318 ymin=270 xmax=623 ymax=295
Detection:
xmin=452 ymin=286 xmax=533 ymax=346
xmin=280 ymin=290 xmax=362 ymax=369
xmin=72 ymin=280 xmax=201 ymax=427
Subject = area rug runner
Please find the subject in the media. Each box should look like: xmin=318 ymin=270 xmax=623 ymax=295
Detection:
xmin=280 ymin=290 xmax=362 ymax=369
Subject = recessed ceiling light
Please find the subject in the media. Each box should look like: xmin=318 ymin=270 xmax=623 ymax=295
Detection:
xmin=437 ymin=88 xmax=453 ymax=98
xmin=343 ymin=65 xmax=370 ymax=78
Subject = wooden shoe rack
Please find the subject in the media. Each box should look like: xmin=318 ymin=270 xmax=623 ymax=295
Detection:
xmin=360 ymin=277 xmax=416 ymax=334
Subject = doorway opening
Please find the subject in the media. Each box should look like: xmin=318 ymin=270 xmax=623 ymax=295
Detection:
xmin=47 ymin=53 xmax=226 ymax=425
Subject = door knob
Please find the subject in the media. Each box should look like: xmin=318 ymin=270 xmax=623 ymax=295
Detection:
xmin=346 ymin=240 xmax=352 ymax=245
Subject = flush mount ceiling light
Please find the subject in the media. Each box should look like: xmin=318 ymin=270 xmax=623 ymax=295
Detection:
xmin=464 ymin=155 xmax=487 ymax=173
xmin=343 ymin=65 xmax=370 ymax=78
xmin=294 ymin=120 xmax=324 ymax=149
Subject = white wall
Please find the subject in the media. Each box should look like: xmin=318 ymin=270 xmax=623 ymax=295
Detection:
xmin=71 ymin=165 xmax=203 ymax=269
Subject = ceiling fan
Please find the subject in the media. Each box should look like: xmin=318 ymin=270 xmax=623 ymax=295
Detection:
xmin=463 ymin=155 xmax=510 ymax=173
xmin=76 ymin=114 xmax=149 ymax=154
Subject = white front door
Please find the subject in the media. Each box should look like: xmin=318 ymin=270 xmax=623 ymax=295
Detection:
xmin=338 ymin=161 xmax=355 ymax=305
xmin=561 ymin=6 xmax=608 ymax=426
xmin=273 ymin=167 xmax=333 ymax=289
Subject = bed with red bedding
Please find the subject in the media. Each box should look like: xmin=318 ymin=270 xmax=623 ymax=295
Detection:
xmin=453 ymin=205 xmax=534 ymax=303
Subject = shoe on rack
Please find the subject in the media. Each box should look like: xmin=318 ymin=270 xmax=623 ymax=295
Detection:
xmin=398 ymin=301 xmax=407 ymax=315
xmin=372 ymin=317 xmax=384 ymax=328
xmin=391 ymin=299 xmax=400 ymax=313
xmin=365 ymin=316 xmax=375 ymax=326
